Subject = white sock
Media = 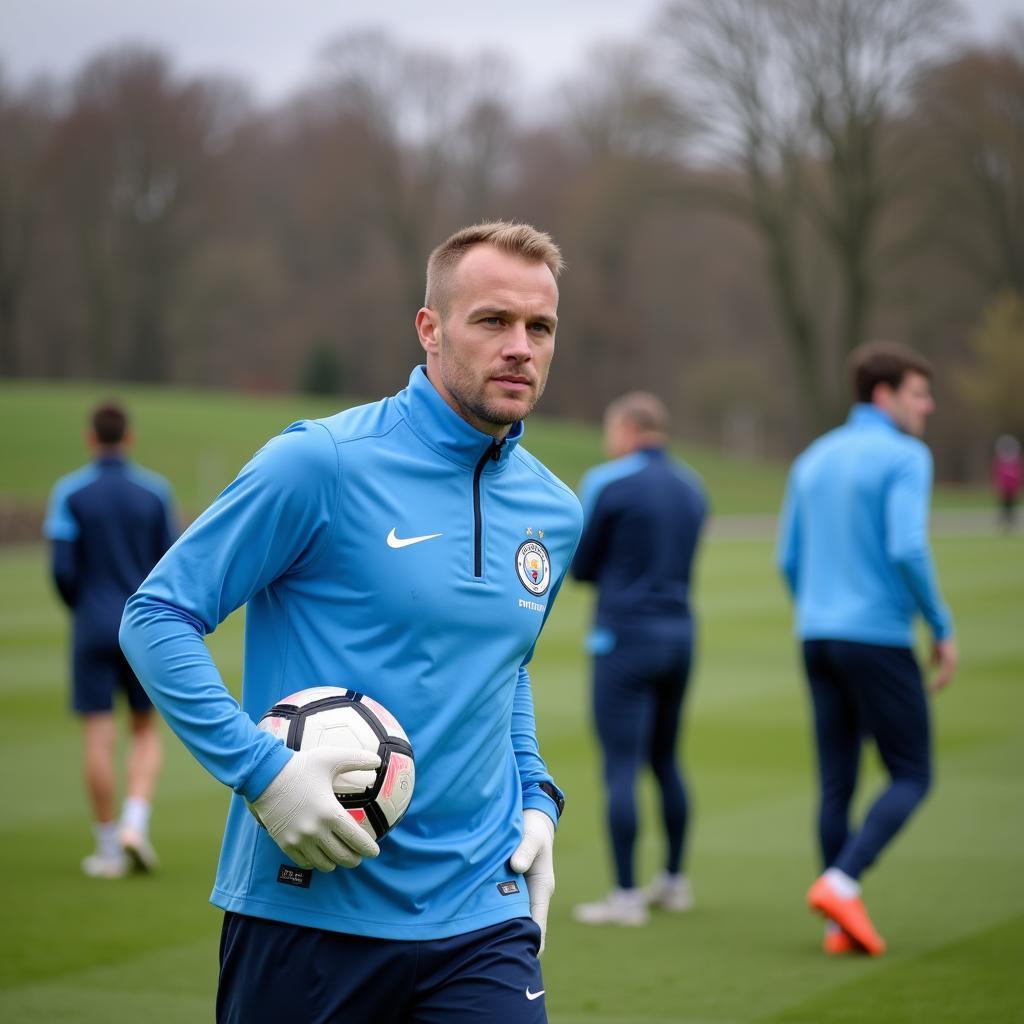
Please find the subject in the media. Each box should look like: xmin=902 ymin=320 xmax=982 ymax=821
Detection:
xmin=824 ymin=867 xmax=860 ymax=899
xmin=121 ymin=797 xmax=151 ymax=835
xmin=613 ymin=887 xmax=645 ymax=905
xmin=94 ymin=821 xmax=121 ymax=860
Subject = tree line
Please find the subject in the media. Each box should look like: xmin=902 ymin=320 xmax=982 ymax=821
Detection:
xmin=1 ymin=0 xmax=1021 ymax=478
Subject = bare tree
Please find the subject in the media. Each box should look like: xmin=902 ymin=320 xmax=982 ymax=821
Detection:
xmin=0 ymin=72 xmax=53 ymax=377
xmin=659 ymin=0 xmax=958 ymax=428
xmin=910 ymin=21 xmax=1024 ymax=293
xmin=46 ymin=48 xmax=235 ymax=381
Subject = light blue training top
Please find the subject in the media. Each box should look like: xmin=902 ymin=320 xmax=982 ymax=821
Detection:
xmin=776 ymin=403 xmax=953 ymax=647
xmin=120 ymin=366 xmax=581 ymax=940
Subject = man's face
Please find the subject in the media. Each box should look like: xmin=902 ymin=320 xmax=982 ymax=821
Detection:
xmin=878 ymin=371 xmax=935 ymax=437
xmin=416 ymin=245 xmax=558 ymax=437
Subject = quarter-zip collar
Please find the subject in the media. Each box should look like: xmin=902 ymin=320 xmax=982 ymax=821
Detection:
xmin=848 ymin=403 xmax=899 ymax=433
xmin=398 ymin=365 xmax=524 ymax=471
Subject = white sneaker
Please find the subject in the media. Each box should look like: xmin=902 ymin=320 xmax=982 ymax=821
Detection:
xmin=644 ymin=873 xmax=693 ymax=912
xmin=120 ymin=827 xmax=159 ymax=872
xmin=573 ymin=889 xmax=649 ymax=926
xmin=81 ymin=852 xmax=129 ymax=879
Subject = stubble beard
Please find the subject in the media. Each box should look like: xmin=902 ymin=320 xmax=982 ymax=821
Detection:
xmin=439 ymin=346 xmax=547 ymax=430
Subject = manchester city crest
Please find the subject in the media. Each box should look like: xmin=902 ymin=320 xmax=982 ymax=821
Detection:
xmin=515 ymin=540 xmax=551 ymax=596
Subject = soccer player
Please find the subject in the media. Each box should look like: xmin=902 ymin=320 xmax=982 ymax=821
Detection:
xmin=777 ymin=341 xmax=958 ymax=956
xmin=120 ymin=222 xmax=580 ymax=1022
xmin=572 ymin=393 xmax=707 ymax=926
xmin=44 ymin=401 xmax=178 ymax=878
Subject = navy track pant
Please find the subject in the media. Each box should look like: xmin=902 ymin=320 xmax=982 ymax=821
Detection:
xmin=592 ymin=634 xmax=692 ymax=890
xmin=802 ymin=639 xmax=932 ymax=880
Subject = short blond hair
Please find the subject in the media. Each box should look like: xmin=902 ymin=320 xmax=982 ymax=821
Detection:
xmin=424 ymin=221 xmax=565 ymax=314
xmin=606 ymin=391 xmax=670 ymax=435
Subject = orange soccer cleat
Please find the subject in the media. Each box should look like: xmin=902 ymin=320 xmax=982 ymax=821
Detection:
xmin=823 ymin=924 xmax=858 ymax=955
xmin=807 ymin=875 xmax=886 ymax=956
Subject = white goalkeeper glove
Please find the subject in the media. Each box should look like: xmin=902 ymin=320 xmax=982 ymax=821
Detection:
xmin=510 ymin=808 xmax=556 ymax=955
xmin=250 ymin=747 xmax=382 ymax=872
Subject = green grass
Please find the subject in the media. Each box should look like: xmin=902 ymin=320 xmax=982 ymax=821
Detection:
xmin=0 ymin=379 xmax=989 ymax=515
xmin=1 ymin=529 xmax=1021 ymax=1023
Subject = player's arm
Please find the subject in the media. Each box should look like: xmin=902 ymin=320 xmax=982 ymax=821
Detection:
xmin=886 ymin=446 xmax=957 ymax=689
xmin=776 ymin=470 xmax=801 ymax=598
xmin=510 ymin=557 xmax=576 ymax=954
xmin=571 ymin=472 xmax=611 ymax=583
xmin=510 ymin=660 xmax=560 ymax=955
xmin=49 ymin=541 xmax=79 ymax=609
xmin=43 ymin=482 xmax=80 ymax=609
xmin=119 ymin=422 xmax=378 ymax=869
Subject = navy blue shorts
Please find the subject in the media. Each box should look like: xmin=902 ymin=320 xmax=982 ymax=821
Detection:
xmin=72 ymin=641 xmax=153 ymax=715
xmin=217 ymin=913 xmax=547 ymax=1023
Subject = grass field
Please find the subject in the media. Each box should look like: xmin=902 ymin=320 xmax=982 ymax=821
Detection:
xmin=1 ymin=527 xmax=1021 ymax=1022
xmin=0 ymin=380 xmax=990 ymax=516
xmin=0 ymin=382 xmax=1020 ymax=1022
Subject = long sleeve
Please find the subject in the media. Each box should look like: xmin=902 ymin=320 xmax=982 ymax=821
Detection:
xmin=885 ymin=447 xmax=953 ymax=640
xmin=513 ymin=563 xmax=574 ymax=827
xmin=776 ymin=470 xmax=801 ymax=599
xmin=120 ymin=421 xmax=340 ymax=802
xmin=50 ymin=540 xmax=79 ymax=609
xmin=44 ymin=478 xmax=82 ymax=609
xmin=571 ymin=472 xmax=609 ymax=583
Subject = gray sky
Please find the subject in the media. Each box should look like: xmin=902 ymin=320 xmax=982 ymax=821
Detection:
xmin=2 ymin=0 xmax=1020 ymax=104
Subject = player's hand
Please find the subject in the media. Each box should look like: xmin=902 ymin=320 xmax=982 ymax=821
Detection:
xmin=510 ymin=808 xmax=556 ymax=955
xmin=250 ymin=747 xmax=381 ymax=872
xmin=930 ymin=637 xmax=958 ymax=693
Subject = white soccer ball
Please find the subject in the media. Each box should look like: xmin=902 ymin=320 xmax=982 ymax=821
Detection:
xmin=257 ymin=686 xmax=416 ymax=840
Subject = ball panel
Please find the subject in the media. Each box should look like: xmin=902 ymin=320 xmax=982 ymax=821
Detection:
xmin=258 ymin=714 xmax=291 ymax=743
xmin=277 ymin=685 xmax=351 ymax=708
xmin=360 ymin=695 xmax=409 ymax=742
xmin=375 ymin=749 xmax=415 ymax=828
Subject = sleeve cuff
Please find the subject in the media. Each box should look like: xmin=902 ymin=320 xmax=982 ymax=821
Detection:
xmin=239 ymin=743 xmax=293 ymax=803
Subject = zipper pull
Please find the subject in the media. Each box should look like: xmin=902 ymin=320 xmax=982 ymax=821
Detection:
xmin=490 ymin=438 xmax=506 ymax=462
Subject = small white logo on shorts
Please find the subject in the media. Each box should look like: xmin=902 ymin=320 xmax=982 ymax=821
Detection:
xmin=525 ymin=987 xmax=545 ymax=1001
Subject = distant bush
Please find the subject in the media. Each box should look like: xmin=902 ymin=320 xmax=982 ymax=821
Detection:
xmin=300 ymin=345 xmax=345 ymax=396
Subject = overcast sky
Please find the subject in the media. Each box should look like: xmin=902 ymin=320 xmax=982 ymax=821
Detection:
xmin=2 ymin=0 xmax=1020 ymax=105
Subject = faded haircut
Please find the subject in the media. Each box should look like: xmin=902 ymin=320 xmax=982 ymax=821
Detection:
xmin=848 ymin=341 xmax=934 ymax=403
xmin=424 ymin=221 xmax=565 ymax=315
xmin=605 ymin=391 xmax=670 ymax=435
xmin=91 ymin=401 xmax=128 ymax=446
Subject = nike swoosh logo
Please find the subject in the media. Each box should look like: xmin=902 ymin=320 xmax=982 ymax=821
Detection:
xmin=526 ymin=988 xmax=545 ymax=1001
xmin=386 ymin=528 xmax=443 ymax=549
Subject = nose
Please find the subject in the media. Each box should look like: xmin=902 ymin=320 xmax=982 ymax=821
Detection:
xmin=501 ymin=322 xmax=532 ymax=362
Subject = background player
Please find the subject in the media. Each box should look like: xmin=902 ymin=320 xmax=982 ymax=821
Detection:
xmin=44 ymin=400 xmax=178 ymax=878
xmin=777 ymin=341 xmax=957 ymax=956
xmin=120 ymin=222 xmax=580 ymax=1022
xmin=572 ymin=392 xmax=707 ymax=926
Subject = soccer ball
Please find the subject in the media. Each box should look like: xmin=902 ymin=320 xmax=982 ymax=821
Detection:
xmin=257 ymin=686 xmax=415 ymax=840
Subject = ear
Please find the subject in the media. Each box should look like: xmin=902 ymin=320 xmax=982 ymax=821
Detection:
xmin=871 ymin=381 xmax=894 ymax=409
xmin=415 ymin=307 xmax=441 ymax=357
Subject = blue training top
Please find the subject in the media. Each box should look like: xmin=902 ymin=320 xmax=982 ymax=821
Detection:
xmin=776 ymin=403 xmax=953 ymax=646
xmin=572 ymin=448 xmax=707 ymax=646
xmin=44 ymin=455 xmax=177 ymax=646
xmin=120 ymin=366 xmax=582 ymax=940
